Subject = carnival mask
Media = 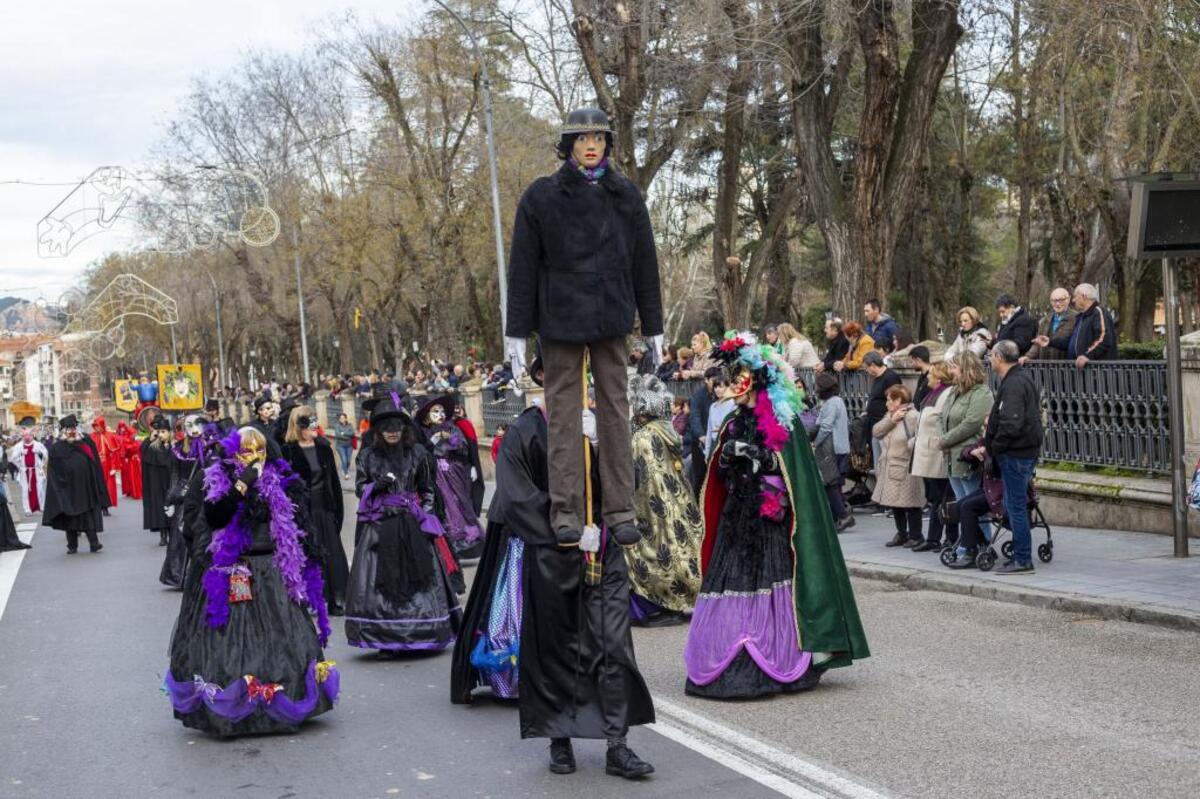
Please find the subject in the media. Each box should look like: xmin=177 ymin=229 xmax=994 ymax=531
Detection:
xmin=258 ymin=402 xmax=280 ymax=422
xmin=184 ymin=415 xmax=204 ymax=438
xmin=727 ymin=368 xmax=754 ymax=401
xmin=428 ymin=406 xmax=446 ymax=426
xmin=237 ymin=440 xmax=266 ymax=467
xmin=296 ymin=415 xmax=313 ymax=430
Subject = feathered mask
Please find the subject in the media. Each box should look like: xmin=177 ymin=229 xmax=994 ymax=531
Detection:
xmin=710 ymin=330 xmax=806 ymax=451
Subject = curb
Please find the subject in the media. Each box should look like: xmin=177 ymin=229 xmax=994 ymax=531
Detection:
xmin=846 ymin=561 xmax=1200 ymax=634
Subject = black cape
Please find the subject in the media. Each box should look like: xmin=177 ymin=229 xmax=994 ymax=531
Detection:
xmin=451 ymin=407 xmax=654 ymax=740
xmin=141 ymin=439 xmax=173 ymax=531
xmin=1 ymin=502 xmax=30 ymax=551
xmin=42 ymin=439 xmax=107 ymax=533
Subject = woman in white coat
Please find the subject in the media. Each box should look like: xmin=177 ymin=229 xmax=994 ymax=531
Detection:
xmin=908 ymin=362 xmax=955 ymax=551
xmin=872 ymin=384 xmax=924 ymax=548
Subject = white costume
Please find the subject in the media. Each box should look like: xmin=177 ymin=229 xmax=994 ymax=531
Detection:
xmin=9 ymin=439 xmax=48 ymax=515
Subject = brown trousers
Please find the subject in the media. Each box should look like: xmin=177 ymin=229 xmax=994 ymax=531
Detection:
xmin=541 ymin=336 xmax=635 ymax=533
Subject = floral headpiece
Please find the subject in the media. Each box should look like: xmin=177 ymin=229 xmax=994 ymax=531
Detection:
xmin=712 ymin=330 xmax=806 ymax=451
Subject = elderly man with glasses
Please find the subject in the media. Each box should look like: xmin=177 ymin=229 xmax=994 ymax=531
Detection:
xmin=1023 ymin=287 xmax=1076 ymax=363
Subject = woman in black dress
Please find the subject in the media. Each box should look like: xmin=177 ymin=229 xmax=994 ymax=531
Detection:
xmin=282 ymin=406 xmax=348 ymax=616
xmin=140 ymin=416 xmax=174 ymax=546
xmin=163 ymin=426 xmax=338 ymax=737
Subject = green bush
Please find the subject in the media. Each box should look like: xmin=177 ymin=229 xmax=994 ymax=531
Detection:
xmin=1117 ymin=340 xmax=1164 ymax=360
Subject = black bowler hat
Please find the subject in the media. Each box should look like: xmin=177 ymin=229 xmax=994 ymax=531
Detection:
xmin=151 ymin=415 xmax=171 ymax=431
xmin=59 ymin=414 xmax=79 ymax=430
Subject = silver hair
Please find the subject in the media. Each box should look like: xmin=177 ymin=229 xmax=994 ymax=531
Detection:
xmin=863 ymin=351 xmax=885 ymax=368
xmin=993 ymin=340 xmax=1021 ymax=364
xmin=1074 ymin=283 xmax=1099 ymax=302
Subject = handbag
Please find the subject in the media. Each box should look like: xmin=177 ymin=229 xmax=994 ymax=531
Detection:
xmin=814 ymin=437 xmax=841 ymax=486
xmin=939 ymin=499 xmax=960 ymax=525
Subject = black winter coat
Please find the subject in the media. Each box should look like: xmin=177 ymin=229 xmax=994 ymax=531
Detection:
xmin=866 ymin=369 xmax=902 ymax=431
xmin=995 ymin=307 xmax=1038 ymax=356
xmin=282 ymin=439 xmax=345 ymax=534
xmin=506 ymin=161 xmax=663 ymax=342
xmin=985 ymin=365 xmax=1043 ymax=459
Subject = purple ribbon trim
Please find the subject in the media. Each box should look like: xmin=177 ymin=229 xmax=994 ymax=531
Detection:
xmin=163 ymin=660 xmax=339 ymax=725
xmin=348 ymin=639 xmax=455 ymax=651
xmin=357 ymin=484 xmax=445 ymax=536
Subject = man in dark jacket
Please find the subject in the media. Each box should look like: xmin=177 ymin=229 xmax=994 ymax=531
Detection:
xmin=815 ymin=318 xmax=850 ymax=374
xmin=684 ymin=367 xmax=722 ymax=496
xmin=1034 ymin=283 xmax=1116 ymax=368
xmin=1024 ymin=287 xmax=1075 ymax=362
xmin=505 ymin=108 xmax=663 ymax=552
xmin=863 ymin=352 xmax=901 ymax=469
xmin=985 ymin=341 xmax=1044 ymax=574
xmin=503 ymin=108 xmax=659 ymax=779
xmin=863 ymin=299 xmax=898 ymax=353
xmin=42 ymin=415 xmax=108 ymax=553
xmin=994 ymin=294 xmax=1038 ymax=356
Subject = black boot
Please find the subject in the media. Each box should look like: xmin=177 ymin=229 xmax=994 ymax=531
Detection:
xmin=159 ymin=530 xmax=168 ymax=546
xmin=549 ymin=738 xmax=575 ymax=775
xmin=606 ymin=741 xmax=654 ymax=779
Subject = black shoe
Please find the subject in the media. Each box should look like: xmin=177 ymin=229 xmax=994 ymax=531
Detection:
xmin=555 ymin=527 xmax=582 ymax=547
xmin=329 ymin=604 xmax=345 ymax=617
xmin=66 ymin=547 xmax=78 ymax=554
xmin=606 ymin=743 xmax=654 ymax=779
xmin=159 ymin=531 xmax=168 ymax=546
xmin=912 ymin=540 xmax=940 ymax=552
xmin=549 ymin=738 xmax=575 ymax=775
xmin=836 ymin=515 xmax=856 ymax=532
xmin=901 ymin=538 xmax=920 ymax=548
xmin=995 ymin=560 xmax=1034 ymax=575
xmin=885 ymin=534 xmax=907 ymax=547
xmin=948 ymin=550 xmax=978 ymax=569
xmin=90 ymin=543 xmax=103 ymax=553
xmin=610 ymin=521 xmax=641 ymax=546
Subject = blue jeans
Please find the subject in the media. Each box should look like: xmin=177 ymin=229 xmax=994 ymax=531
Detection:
xmin=949 ymin=473 xmax=990 ymax=550
xmin=998 ymin=454 xmax=1037 ymax=564
xmin=336 ymin=444 xmax=354 ymax=476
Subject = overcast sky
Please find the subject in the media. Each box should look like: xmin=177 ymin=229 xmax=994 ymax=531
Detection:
xmin=0 ymin=0 xmax=422 ymax=302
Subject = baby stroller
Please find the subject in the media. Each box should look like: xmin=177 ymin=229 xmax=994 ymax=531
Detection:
xmin=939 ymin=474 xmax=1054 ymax=571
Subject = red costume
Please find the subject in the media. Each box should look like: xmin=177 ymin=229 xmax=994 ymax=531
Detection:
xmin=117 ymin=422 xmax=143 ymax=499
xmin=90 ymin=417 xmax=122 ymax=507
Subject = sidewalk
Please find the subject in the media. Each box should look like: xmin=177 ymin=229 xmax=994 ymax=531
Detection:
xmin=837 ymin=511 xmax=1200 ymax=632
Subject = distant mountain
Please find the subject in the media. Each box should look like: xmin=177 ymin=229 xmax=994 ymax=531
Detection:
xmin=0 ymin=298 xmax=63 ymax=334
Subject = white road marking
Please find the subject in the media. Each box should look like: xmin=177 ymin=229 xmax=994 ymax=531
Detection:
xmin=651 ymin=697 xmax=891 ymax=799
xmin=0 ymin=523 xmax=37 ymax=623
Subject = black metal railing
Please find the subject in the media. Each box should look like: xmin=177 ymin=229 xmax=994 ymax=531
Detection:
xmin=481 ymin=390 xmax=527 ymax=435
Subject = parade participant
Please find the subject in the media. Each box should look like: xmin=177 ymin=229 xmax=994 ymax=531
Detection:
xmin=42 ymin=416 xmax=107 ymax=554
xmin=141 ymin=416 xmax=174 ymax=546
xmin=133 ymin=373 xmax=159 ymax=413
xmin=8 ymin=426 xmax=47 ymax=516
xmin=160 ymin=414 xmax=204 ymax=588
xmin=505 ymin=106 xmax=664 ymax=550
xmin=452 ymin=402 xmax=485 ymax=516
xmin=90 ymin=416 xmax=122 ymax=507
xmin=626 ymin=375 xmax=702 ymax=627
xmin=416 ymin=395 xmax=485 ymax=560
xmin=684 ymin=332 xmax=869 ymax=699
xmin=204 ymin=398 xmax=236 ymax=435
xmin=117 ymin=421 xmax=142 ymax=499
xmin=346 ymin=391 xmax=461 ymax=652
xmin=163 ymin=426 xmax=338 ymax=737
xmin=250 ymin=396 xmax=284 ymax=459
xmin=282 ymin=406 xmax=348 ymax=616
xmin=0 ymin=495 xmax=30 ymax=551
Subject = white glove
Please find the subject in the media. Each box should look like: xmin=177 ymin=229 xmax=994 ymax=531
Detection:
xmin=470 ymin=467 xmax=478 ymax=481
xmin=505 ymin=336 xmax=528 ymax=377
xmin=649 ymin=334 xmax=664 ymax=368
xmin=164 ymin=505 xmax=175 ymax=518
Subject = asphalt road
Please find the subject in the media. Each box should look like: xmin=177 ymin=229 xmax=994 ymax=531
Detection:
xmin=2 ymin=494 xmax=1199 ymax=799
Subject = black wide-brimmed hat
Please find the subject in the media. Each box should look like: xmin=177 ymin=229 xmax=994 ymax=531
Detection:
xmin=367 ymin=389 xmax=410 ymax=426
xmin=59 ymin=414 xmax=79 ymax=429
xmin=17 ymin=416 xmax=35 ymax=427
xmin=415 ymin=394 xmax=457 ymax=426
xmin=362 ymin=380 xmax=408 ymax=414
xmin=151 ymin=415 xmax=171 ymax=431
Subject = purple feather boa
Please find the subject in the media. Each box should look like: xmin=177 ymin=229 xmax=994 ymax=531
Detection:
xmin=201 ymin=457 xmax=331 ymax=646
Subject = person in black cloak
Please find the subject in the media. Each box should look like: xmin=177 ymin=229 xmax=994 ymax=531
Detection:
xmin=345 ymin=391 xmax=462 ymax=652
xmin=41 ymin=415 xmax=107 ymax=553
xmin=1 ymin=448 xmax=30 ymax=551
xmin=163 ymin=425 xmax=339 ymax=736
xmin=282 ymin=405 xmax=348 ymax=616
xmin=452 ymin=402 xmax=486 ymax=517
xmin=415 ymin=395 xmax=485 ymax=561
xmin=141 ymin=415 xmax=174 ymax=546
xmin=451 ymin=358 xmax=656 ymax=780
xmin=249 ymin=396 xmax=284 ymax=460
xmin=160 ymin=414 xmax=204 ymax=588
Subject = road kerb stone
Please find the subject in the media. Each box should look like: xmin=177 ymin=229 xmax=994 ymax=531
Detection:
xmin=847 ymin=561 xmax=1200 ymax=633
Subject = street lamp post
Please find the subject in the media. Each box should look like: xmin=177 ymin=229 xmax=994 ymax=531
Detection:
xmin=291 ymin=221 xmax=311 ymax=384
xmin=429 ymin=0 xmax=508 ymax=334
xmin=206 ymin=271 xmax=227 ymax=391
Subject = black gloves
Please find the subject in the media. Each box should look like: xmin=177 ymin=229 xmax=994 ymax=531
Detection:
xmin=237 ymin=463 xmax=260 ymax=489
xmin=720 ymin=440 xmax=777 ymax=474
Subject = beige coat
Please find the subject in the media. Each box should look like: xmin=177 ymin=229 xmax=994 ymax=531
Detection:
xmin=871 ymin=408 xmax=924 ymax=508
xmin=909 ymin=388 xmax=951 ymax=479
